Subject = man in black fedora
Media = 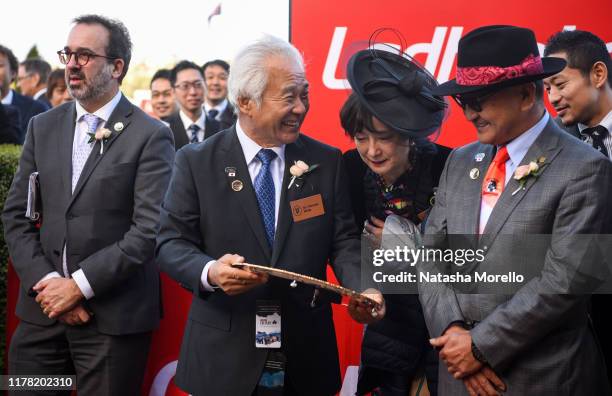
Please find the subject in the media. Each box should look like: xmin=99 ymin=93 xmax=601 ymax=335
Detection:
xmin=418 ymin=25 xmax=612 ymax=395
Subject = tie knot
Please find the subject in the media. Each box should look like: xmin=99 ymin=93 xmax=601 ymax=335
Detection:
xmin=256 ymin=149 xmax=277 ymax=166
xmin=582 ymin=125 xmax=608 ymax=138
xmin=82 ymin=114 xmax=101 ymax=134
xmin=188 ymin=124 xmax=200 ymax=132
xmin=208 ymin=109 xmax=219 ymax=119
xmin=494 ymin=145 xmax=509 ymax=163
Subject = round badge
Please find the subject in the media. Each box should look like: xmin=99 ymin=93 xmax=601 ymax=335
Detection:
xmin=114 ymin=122 xmax=124 ymax=132
xmin=231 ymin=180 xmax=244 ymax=191
xmin=469 ymin=168 xmax=480 ymax=180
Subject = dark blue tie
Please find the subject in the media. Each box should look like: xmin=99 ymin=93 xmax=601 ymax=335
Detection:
xmin=254 ymin=149 xmax=277 ymax=248
xmin=188 ymin=124 xmax=200 ymax=143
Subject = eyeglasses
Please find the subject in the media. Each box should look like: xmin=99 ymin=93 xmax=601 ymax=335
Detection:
xmin=452 ymin=90 xmax=499 ymax=113
xmin=174 ymin=80 xmax=205 ymax=91
xmin=57 ymin=50 xmax=116 ymax=66
xmin=16 ymin=74 xmax=33 ymax=83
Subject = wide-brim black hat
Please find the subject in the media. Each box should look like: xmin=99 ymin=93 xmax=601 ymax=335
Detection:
xmin=432 ymin=25 xmax=566 ymax=96
xmin=347 ymin=48 xmax=447 ymax=139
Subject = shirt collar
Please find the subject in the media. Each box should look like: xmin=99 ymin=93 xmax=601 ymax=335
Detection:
xmin=505 ymin=112 xmax=549 ymax=166
xmin=33 ymin=88 xmax=47 ymax=101
xmin=235 ymin=120 xmax=285 ymax=165
xmin=75 ymin=90 xmax=122 ymax=125
xmin=179 ymin=109 xmax=205 ymax=131
xmin=577 ymin=109 xmax=612 ymax=133
xmin=204 ymin=98 xmax=228 ymax=115
xmin=1 ymin=89 xmax=14 ymax=105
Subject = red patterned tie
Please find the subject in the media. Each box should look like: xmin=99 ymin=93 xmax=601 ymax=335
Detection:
xmin=480 ymin=146 xmax=509 ymax=232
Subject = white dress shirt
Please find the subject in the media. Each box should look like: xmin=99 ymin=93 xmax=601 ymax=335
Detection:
xmin=40 ymin=90 xmax=123 ymax=300
xmin=179 ymin=109 xmax=205 ymax=142
xmin=479 ymin=112 xmax=549 ymax=232
xmin=1 ymin=89 xmax=14 ymax=104
xmin=200 ymin=120 xmax=286 ymax=291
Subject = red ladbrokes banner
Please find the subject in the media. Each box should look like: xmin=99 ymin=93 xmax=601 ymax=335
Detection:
xmin=6 ymin=1 xmax=611 ymax=395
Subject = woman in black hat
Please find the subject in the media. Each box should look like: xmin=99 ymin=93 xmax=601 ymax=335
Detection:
xmin=341 ymin=47 xmax=450 ymax=396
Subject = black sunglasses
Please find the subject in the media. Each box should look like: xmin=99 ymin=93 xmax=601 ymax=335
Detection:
xmin=452 ymin=90 xmax=499 ymax=112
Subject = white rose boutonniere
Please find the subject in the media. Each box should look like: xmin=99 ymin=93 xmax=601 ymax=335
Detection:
xmin=288 ymin=160 xmax=319 ymax=189
xmin=511 ymin=156 xmax=547 ymax=195
xmin=87 ymin=127 xmax=120 ymax=154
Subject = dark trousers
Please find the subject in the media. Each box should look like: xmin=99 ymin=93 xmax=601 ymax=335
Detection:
xmin=8 ymin=320 xmax=151 ymax=396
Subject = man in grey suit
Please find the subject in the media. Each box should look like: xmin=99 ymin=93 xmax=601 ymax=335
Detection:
xmin=156 ymin=35 xmax=383 ymax=396
xmin=418 ymin=25 xmax=612 ymax=395
xmin=2 ymin=15 xmax=174 ymax=395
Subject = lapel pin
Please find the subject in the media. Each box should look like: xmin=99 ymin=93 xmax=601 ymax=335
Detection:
xmin=113 ymin=122 xmax=124 ymax=132
xmin=225 ymin=167 xmax=237 ymax=178
xmin=475 ymin=153 xmax=485 ymax=162
xmin=469 ymin=168 xmax=480 ymax=180
xmin=231 ymin=180 xmax=244 ymax=192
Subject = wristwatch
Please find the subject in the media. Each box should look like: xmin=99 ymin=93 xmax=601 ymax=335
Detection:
xmin=471 ymin=341 xmax=488 ymax=364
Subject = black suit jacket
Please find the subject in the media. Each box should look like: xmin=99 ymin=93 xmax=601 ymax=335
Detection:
xmin=218 ymin=102 xmax=237 ymax=131
xmin=0 ymin=103 xmax=21 ymax=144
xmin=2 ymin=95 xmax=175 ymax=335
xmin=167 ymin=110 xmax=227 ymax=150
xmin=10 ymin=90 xmax=48 ymax=144
xmin=36 ymin=94 xmax=52 ymax=110
xmin=156 ymin=127 xmax=361 ymax=395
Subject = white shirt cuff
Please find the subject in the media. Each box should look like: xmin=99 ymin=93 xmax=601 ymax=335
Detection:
xmin=201 ymin=260 xmax=218 ymax=292
xmin=37 ymin=271 xmax=62 ymax=286
xmin=71 ymin=269 xmax=95 ymax=300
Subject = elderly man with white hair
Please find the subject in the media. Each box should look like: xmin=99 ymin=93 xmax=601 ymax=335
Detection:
xmin=156 ymin=35 xmax=385 ymax=396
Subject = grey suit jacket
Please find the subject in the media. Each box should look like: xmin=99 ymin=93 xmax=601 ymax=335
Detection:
xmin=2 ymin=95 xmax=175 ymax=335
xmin=419 ymin=117 xmax=612 ymax=395
xmin=156 ymin=127 xmax=361 ymax=395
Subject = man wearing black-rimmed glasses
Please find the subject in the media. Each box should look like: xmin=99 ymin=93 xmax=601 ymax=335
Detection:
xmin=165 ymin=60 xmax=223 ymax=149
xmin=2 ymin=14 xmax=174 ymax=395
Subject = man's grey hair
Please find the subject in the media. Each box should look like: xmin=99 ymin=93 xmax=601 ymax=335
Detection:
xmin=228 ymin=35 xmax=304 ymax=111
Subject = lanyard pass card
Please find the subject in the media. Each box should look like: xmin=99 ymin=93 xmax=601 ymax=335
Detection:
xmin=256 ymin=300 xmax=281 ymax=349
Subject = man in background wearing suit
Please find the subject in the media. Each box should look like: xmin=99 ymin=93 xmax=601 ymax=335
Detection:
xmin=17 ymin=58 xmax=53 ymax=109
xmin=544 ymin=29 xmax=612 ymax=385
xmin=166 ymin=60 xmax=221 ymax=149
xmin=0 ymin=102 xmax=21 ymax=144
xmin=2 ymin=14 xmax=174 ymax=395
xmin=150 ymin=68 xmax=177 ymax=123
xmin=419 ymin=25 xmax=611 ymax=395
xmin=202 ymin=59 xmax=237 ymax=133
xmin=0 ymin=44 xmax=48 ymax=143
xmin=156 ymin=35 xmax=384 ymax=396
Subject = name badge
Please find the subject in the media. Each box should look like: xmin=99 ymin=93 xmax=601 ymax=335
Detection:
xmin=290 ymin=194 xmax=325 ymax=222
xmin=256 ymin=300 xmax=281 ymax=349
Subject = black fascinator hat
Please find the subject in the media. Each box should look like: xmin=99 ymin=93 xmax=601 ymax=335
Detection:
xmin=346 ymin=30 xmax=448 ymax=139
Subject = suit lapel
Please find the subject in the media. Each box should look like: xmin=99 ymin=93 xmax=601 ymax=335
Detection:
xmin=222 ymin=129 xmax=272 ymax=261
xmin=480 ymin=120 xmax=563 ymax=248
xmin=270 ymin=138 xmax=308 ymax=267
xmin=58 ymin=103 xmax=77 ymax=202
xmin=67 ymin=95 xmax=133 ymax=210
xmin=461 ymin=144 xmax=495 ymax=237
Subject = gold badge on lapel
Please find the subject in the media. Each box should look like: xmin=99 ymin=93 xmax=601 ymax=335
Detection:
xmin=469 ymin=168 xmax=480 ymax=180
xmin=290 ymin=194 xmax=324 ymax=222
xmin=231 ymin=180 xmax=244 ymax=192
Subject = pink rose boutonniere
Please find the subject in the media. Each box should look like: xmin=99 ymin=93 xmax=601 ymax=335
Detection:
xmin=512 ymin=156 xmax=547 ymax=195
xmin=288 ymin=160 xmax=319 ymax=189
